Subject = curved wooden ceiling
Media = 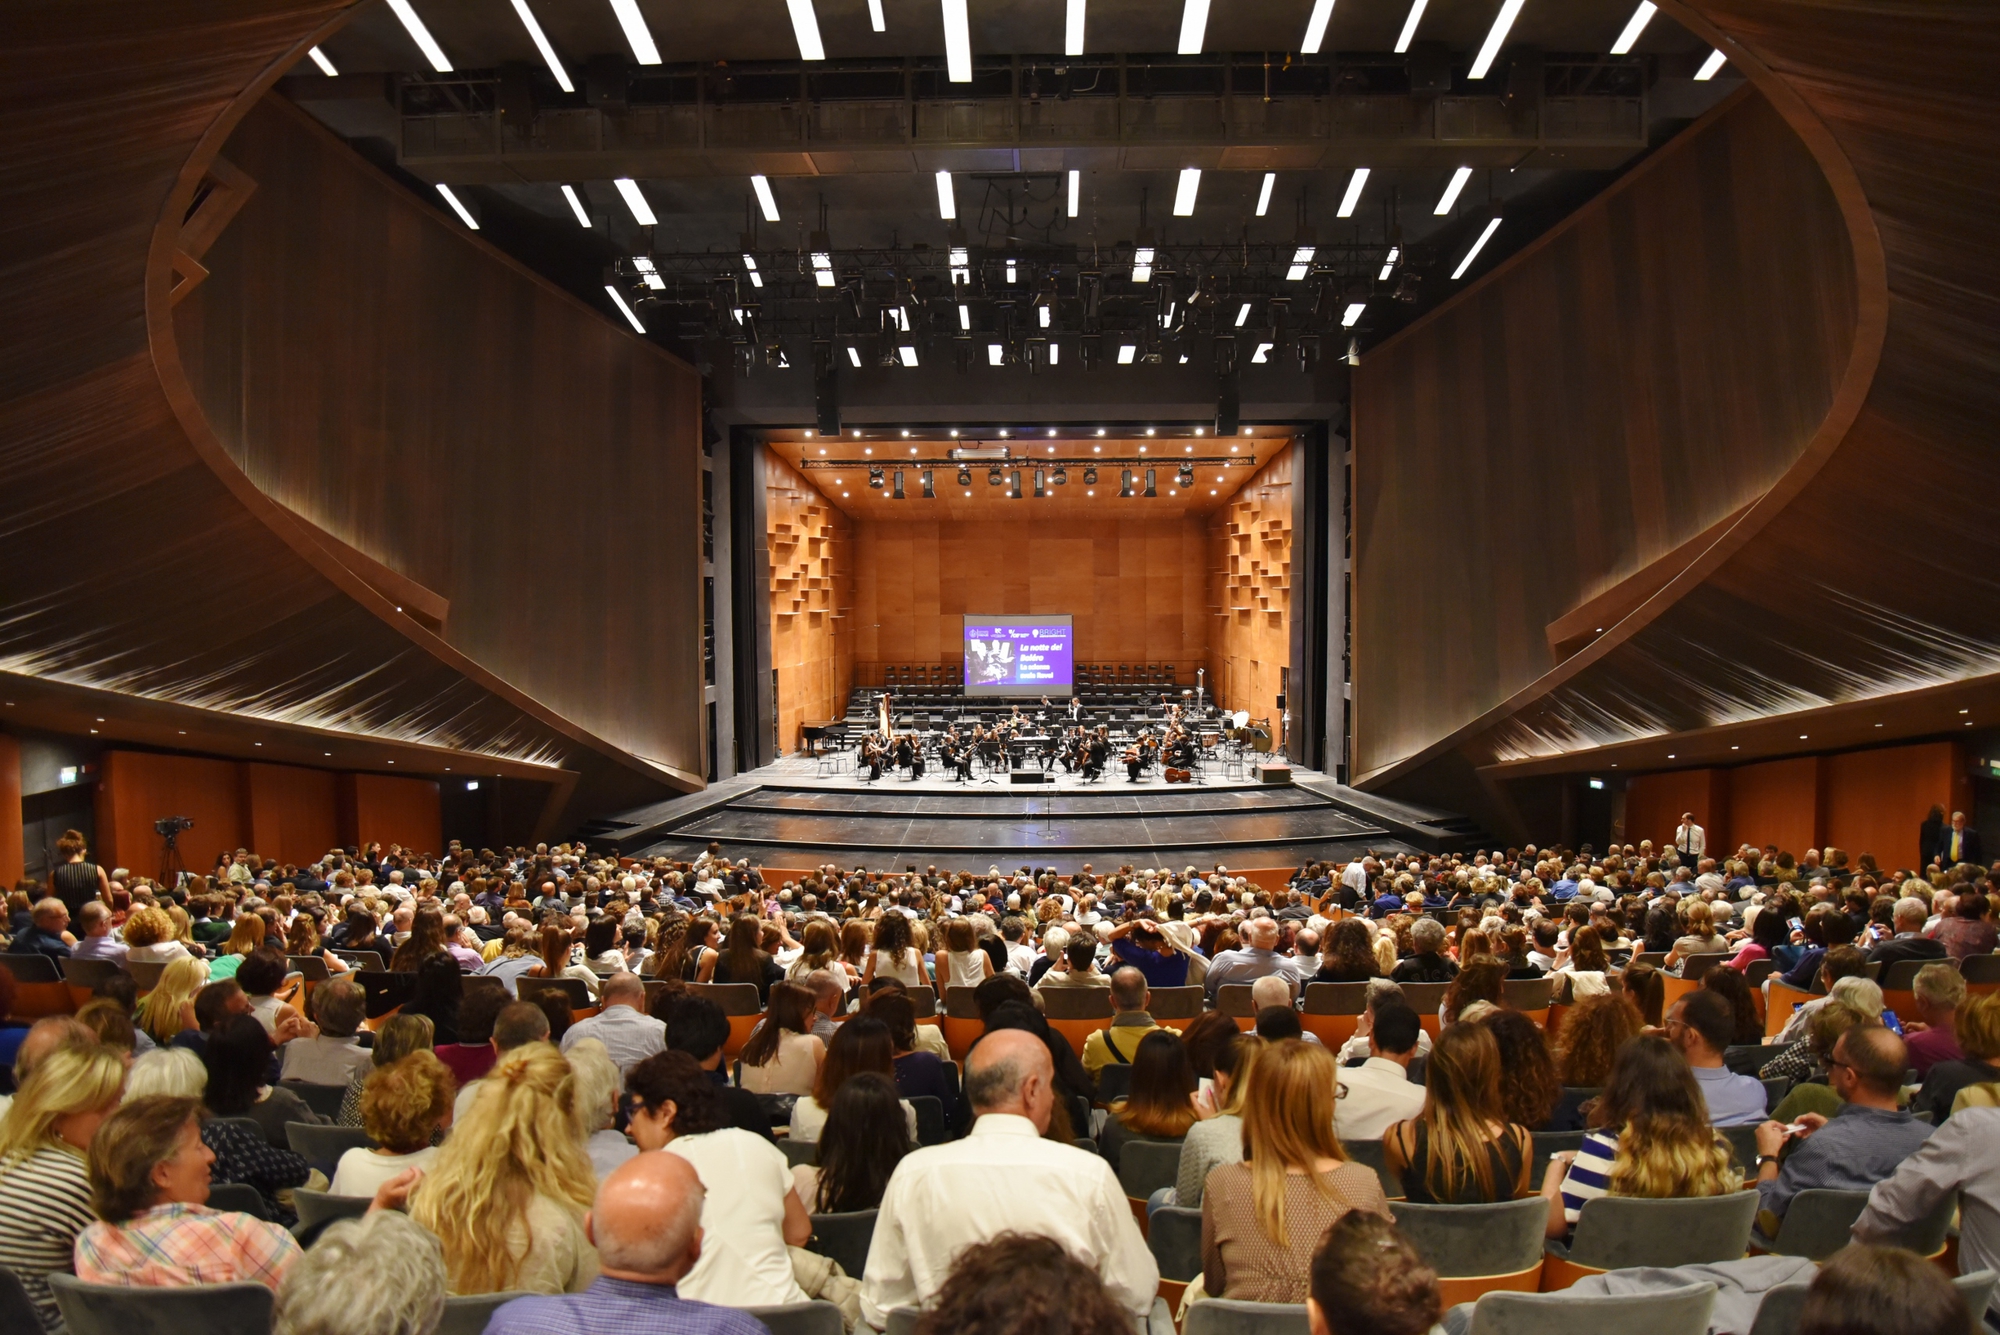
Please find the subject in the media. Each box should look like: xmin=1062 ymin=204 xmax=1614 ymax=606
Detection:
xmin=1354 ymin=0 xmax=2000 ymax=794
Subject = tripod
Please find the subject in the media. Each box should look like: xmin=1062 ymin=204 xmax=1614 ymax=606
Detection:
xmin=158 ymin=832 xmax=187 ymax=890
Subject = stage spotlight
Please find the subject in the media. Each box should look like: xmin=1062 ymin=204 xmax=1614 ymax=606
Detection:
xmin=958 ymin=466 xmax=973 ymax=485
xmin=1009 ymin=470 xmax=1023 ymax=498
xmin=1083 ymin=465 xmax=1098 ymax=485
xmin=1033 ymin=469 xmax=1046 ymax=498
xmin=1119 ymin=469 xmax=1134 ymax=497
xmin=867 ymin=466 xmax=885 ymax=489
xmin=987 ymin=467 xmax=1004 ymax=486
xmin=1052 ymin=466 xmax=1068 ymax=485
xmin=1144 ymin=468 xmax=1158 ymax=498
xmin=1177 ymin=465 xmax=1194 ymax=488
xmin=892 ymin=469 xmax=906 ymax=499
xmin=921 ymin=469 xmax=935 ymax=498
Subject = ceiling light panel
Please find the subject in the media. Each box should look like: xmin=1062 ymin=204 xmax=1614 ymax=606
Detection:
xmin=614 ymin=178 xmax=656 ymax=226
xmin=385 ymin=0 xmax=451 ymax=71
xmin=786 ymin=0 xmax=826 ymax=60
xmin=509 ymin=0 xmax=572 ymax=92
xmin=606 ymin=0 xmax=661 ymax=63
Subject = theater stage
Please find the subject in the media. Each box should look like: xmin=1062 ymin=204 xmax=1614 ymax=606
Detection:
xmin=588 ymin=758 xmax=1481 ymax=875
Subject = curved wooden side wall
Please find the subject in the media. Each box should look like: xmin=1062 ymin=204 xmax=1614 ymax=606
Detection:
xmin=0 ymin=1 xmax=704 ymax=834
xmin=1354 ymin=1 xmax=2000 ymax=826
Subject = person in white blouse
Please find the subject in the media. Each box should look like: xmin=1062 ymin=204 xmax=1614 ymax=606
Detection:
xmin=860 ymin=1028 xmax=1159 ymax=1330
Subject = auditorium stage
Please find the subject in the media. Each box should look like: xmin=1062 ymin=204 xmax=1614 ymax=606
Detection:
xmin=588 ymin=760 xmax=1484 ymax=874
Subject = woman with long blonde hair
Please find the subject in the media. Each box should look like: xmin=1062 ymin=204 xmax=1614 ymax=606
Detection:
xmin=1198 ymin=1040 xmax=1389 ymax=1302
xmin=207 ymin=913 xmax=266 ymax=981
xmin=407 ymin=1044 xmax=598 ymax=1295
xmin=1385 ymin=1022 xmax=1530 ymax=1204
xmin=1541 ymin=1034 xmax=1740 ymax=1241
xmin=0 ymin=1044 xmax=126 ymax=1328
xmin=135 ymin=956 xmax=210 ymax=1046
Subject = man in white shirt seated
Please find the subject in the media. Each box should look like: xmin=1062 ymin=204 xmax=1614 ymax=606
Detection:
xmin=1333 ymin=1002 xmax=1428 ymax=1141
xmin=861 ymin=1028 xmax=1159 ymax=1331
xmin=1337 ymin=980 xmax=1434 ymax=1065
xmin=559 ymin=973 xmax=664 ymax=1077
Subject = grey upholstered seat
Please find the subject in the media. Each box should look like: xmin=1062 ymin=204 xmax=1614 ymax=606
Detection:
xmin=1467 ymin=1279 xmax=1716 ymax=1335
xmin=1117 ymin=1138 xmax=1185 ymax=1200
xmin=807 ymin=1208 xmax=877 ymax=1278
xmin=746 ymin=1300 xmax=846 ymax=1335
xmin=1182 ymin=1298 xmax=1312 ymax=1335
xmin=1150 ymin=1204 xmax=1203 ymax=1281
xmin=1390 ymin=1196 xmax=1548 ymax=1278
xmin=49 ymin=1272 xmax=275 ymax=1335
xmin=434 ymin=1291 xmax=530 ymax=1335
xmin=1555 ymin=1191 xmax=1759 ymax=1270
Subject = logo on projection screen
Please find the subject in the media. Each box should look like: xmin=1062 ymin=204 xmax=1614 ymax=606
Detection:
xmin=962 ymin=616 xmax=1073 ymax=695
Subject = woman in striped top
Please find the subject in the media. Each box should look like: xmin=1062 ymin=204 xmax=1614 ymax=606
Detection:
xmin=1539 ymin=1034 xmax=1741 ymax=1243
xmin=0 ymin=1044 xmax=127 ymax=1331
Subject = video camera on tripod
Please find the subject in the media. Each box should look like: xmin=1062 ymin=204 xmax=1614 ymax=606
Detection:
xmin=154 ymin=816 xmax=193 ymax=889
xmin=154 ymin=815 xmax=194 ymax=842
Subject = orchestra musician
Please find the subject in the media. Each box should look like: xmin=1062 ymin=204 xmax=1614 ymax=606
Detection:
xmin=1124 ymin=730 xmax=1159 ymax=783
xmin=860 ymin=732 xmax=886 ymax=782
xmin=1082 ymin=728 xmax=1109 ymax=781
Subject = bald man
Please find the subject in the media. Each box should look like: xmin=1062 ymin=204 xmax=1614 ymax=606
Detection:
xmin=1202 ymin=914 xmax=1289 ymax=1003
xmin=487 ymin=1153 xmax=764 ymax=1335
xmin=558 ymin=972 xmax=664 ymax=1076
xmin=860 ymin=1028 xmax=1159 ymax=1329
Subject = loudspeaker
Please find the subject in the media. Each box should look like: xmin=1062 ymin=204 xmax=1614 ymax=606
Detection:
xmin=814 ymin=356 xmax=840 ymax=436
xmin=1215 ymin=372 xmax=1240 ymax=437
xmin=1253 ymin=762 xmax=1294 ymax=785
xmin=1009 ymin=770 xmax=1049 ymax=785
xmin=1408 ymin=42 xmax=1451 ymax=95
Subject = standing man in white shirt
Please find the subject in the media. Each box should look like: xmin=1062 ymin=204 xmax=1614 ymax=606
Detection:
xmin=1674 ymin=813 xmax=1707 ymax=868
xmin=861 ymin=1029 xmax=1159 ymax=1330
xmin=1332 ymin=1002 xmax=1428 ymax=1141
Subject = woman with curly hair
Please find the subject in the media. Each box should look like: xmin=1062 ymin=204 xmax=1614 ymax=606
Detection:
xmin=915 ymin=1232 xmax=1138 ymax=1335
xmin=1554 ymin=992 xmax=1643 ymax=1088
xmin=1540 ymin=1034 xmax=1740 ymax=1242
xmin=1312 ymin=918 xmax=1381 ymax=984
xmin=1482 ymin=1009 xmax=1562 ymax=1131
xmin=645 ymin=915 xmax=691 ymax=979
xmin=408 ymin=1044 xmax=598 ymax=1294
xmin=120 ymin=905 xmax=192 ymax=966
xmin=864 ymin=912 xmax=929 ymax=988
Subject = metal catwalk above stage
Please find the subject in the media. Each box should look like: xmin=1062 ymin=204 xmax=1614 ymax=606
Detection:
xmin=587 ymin=756 xmax=1484 ymax=873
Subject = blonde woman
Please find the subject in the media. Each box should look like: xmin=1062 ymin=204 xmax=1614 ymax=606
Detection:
xmin=1198 ymin=1040 xmax=1389 ymax=1302
xmin=0 ymin=1044 xmax=126 ymax=1328
xmin=118 ymin=905 xmax=191 ymax=966
xmin=207 ymin=914 xmax=267 ymax=981
xmin=135 ymin=956 xmax=210 ymax=1047
xmin=1542 ymin=1034 xmax=1741 ymax=1242
xmin=407 ymin=1044 xmax=598 ymax=1295
xmin=1666 ymin=901 xmax=1730 ymax=970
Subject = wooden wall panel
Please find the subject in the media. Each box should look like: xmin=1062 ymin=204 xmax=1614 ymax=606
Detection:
xmin=176 ymin=97 xmax=703 ymax=781
xmin=1354 ymin=89 xmax=1856 ymax=780
xmin=1207 ymin=444 xmax=1295 ymax=727
xmin=1622 ymin=768 xmax=1729 ymax=853
xmin=765 ymin=448 xmax=855 ymax=753
xmin=242 ymin=762 xmax=339 ymax=868
xmin=0 ymin=735 xmax=21 ymax=889
xmin=340 ymin=774 xmax=442 ymax=857
xmin=1725 ymin=757 xmax=1821 ymax=858
xmin=1817 ymin=743 xmax=1965 ymax=873
xmin=96 ymin=751 xmax=247 ymax=878
xmin=852 ymin=517 xmax=1211 ymax=683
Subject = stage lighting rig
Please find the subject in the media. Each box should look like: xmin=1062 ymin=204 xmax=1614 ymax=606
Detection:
xmin=958 ymin=466 xmax=973 ymax=486
xmin=1083 ymin=465 xmax=1098 ymax=486
xmin=987 ymin=467 xmax=1004 ymax=486
xmin=867 ymin=466 xmax=885 ymax=489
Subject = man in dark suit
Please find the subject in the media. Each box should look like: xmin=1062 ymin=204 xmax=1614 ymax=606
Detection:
xmin=1939 ymin=811 xmax=1985 ymax=870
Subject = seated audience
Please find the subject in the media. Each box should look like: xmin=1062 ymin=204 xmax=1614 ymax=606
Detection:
xmin=123 ymin=1045 xmax=314 ymax=1224
xmin=402 ymin=953 xmax=465 ymax=1044
xmin=1855 ymin=1103 xmax=2000 ymax=1327
xmin=1390 ymin=918 xmax=1459 ymax=983
xmin=1313 ymin=919 xmax=1381 ymax=983
xmin=793 ymin=1070 xmax=908 ymax=1214
xmin=271 ymin=1210 xmax=447 ymax=1335
xmin=70 ymin=902 xmax=128 ymax=966
xmin=736 ymin=980 xmax=823 ymax=1096
xmin=1033 ymin=931 xmax=1110 ymax=992
xmin=1306 ymin=1211 xmax=1443 ymax=1335
xmin=1797 ymin=1243 xmax=1971 ymax=1335
xmin=133 ymin=956 xmax=207 ymax=1049
xmin=622 ymin=1050 xmax=810 ymax=1309
xmin=1548 ymin=927 xmax=1612 ymax=1000
xmin=278 ymin=975 xmax=372 ymax=1086
xmin=710 ymin=913 xmax=786 ymax=1001
xmin=559 ymin=973 xmax=663 ymax=1077
xmin=485 ymin=1153 xmax=766 ymax=1335
xmin=1081 ymin=966 xmax=1162 ymax=1077
xmin=872 ymin=990 xmax=956 ymax=1125
xmin=863 ymin=913 xmax=930 ymax=989
xmin=341 ymin=1013 xmax=435 ymax=1126
xmin=663 ymin=996 xmax=776 ymax=1142
xmin=1701 ymin=965 xmax=1766 ymax=1046
xmin=1333 ymin=1001 xmax=1427 ymax=1142
xmin=1914 ymin=988 xmax=2000 ymax=1123
xmin=11 ymin=899 xmax=74 ymax=961
xmin=1337 ymin=981 xmax=1434 ymax=1065
xmin=1385 ymin=1021 xmax=1530 ymax=1203
xmin=204 ymin=1012 xmax=323 ymax=1147
xmin=862 ymin=1029 xmax=1157 ymax=1329
xmin=1202 ymin=1039 xmax=1390 ymax=1302
xmin=791 ymin=1015 xmax=917 ymax=1143
xmin=456 ymin=1000 xmax=553 ymax=1124
xmin=235 ymin=947 xmax=299 ymax=1036
xmin=408 ymin=1044 xmax=599 ymax=1295
xmin=564 ymin=1038 xmax=634 ymax=1180
xmin=1542 ymin=1035 xmax=1742 ymax=1242
xmin=77 ymin=1094 xmax=304 ymax=1288
xmin=1864 ymin=897 xmax=1947 ymax=965
xmin=1751 ymin=1024 xmax=1930 ymax=1239
xmin=914 ymin=1231 xmax=1140 ymax=1335
xmin=1618 ymin=960 xmax=1666 ymax=1028
xmin=1152 ymin=1030 xmax=1256 ymax=1211
xmin=1665 ymin=901 xmax=1729 ymax=968
xmin=1904 ymin=961 xmax=1967 ymax=1077
xmin=1935 ymin=889 xmax=1998 ymax=961
xmin=330 ymin=1050 xmax=453 ymax=1197
xmin=1665 ymin=990 xmax=1768 ymax=1124
xmin=432 ymin=982 xmax=507 ymax=1089
xmin=1772 ymin=945 xmax=1869 ymax=1045
xmin=0 ymin=1043 xmax=125 ymax=1329
xmin=1098 ymin=1029 xmax=1199 ymax=1170
xmin=1485 ymin=1008 xmax=1562 ymax=1132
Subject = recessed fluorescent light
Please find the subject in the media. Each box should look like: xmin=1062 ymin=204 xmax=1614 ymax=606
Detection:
xmin=866 ymin=0 xmax=885 ymax=30
xmin=1049 ymin=342 xmax=1060 ymax=364
xmin=1177 ymin=0 xmax=1209 ymax=54
xmin=1394 ymin=0 xmax=1428 ymax=52
xmin=307 ymin=46 xmax=338 ymax=77
xmin=1694 ymin=48 xmax=1728 ymax=80
xmin=614 ymin=178 xmax=656 ymax=226
xmin=1038 ymin=305 xmax=1051 ymax=327
xmin=893 ymin=306 xmax=910 ymax=332
xmin=435 ymin=183 xmax=478 ymax=229
xmin=810 ymin=250 xmax=836 ymax=287
xmin=1005 ymin=259 xmax=1017 ymax=283
xmin=1341 ymin=302 xmax=1365 ymax=327
xmin=1336 ymin=167 xmax=1369 ymax=218
xmin=1251 ymin=342 xmax=1274 ymax=363
xmin=988 ymin=343 xmax=1004 ymax=365
xmin=386 ymin=0 xmax=451 ymax=71
xmin=1117 ymin=344 xmax=1137 ymax=364
xmin=751 ymin=175 xmax=780 ymax=222
xmin=847 ymin=346 xmax=861 ymax=367
xmin=1132 ymin=246 xmax=1154 ymax=283
xmin=1377 ymin=245 xmax=1399 ymax=281
xmin=1066 ymin=0 xmax=1087 ymax=54
xmin=1255 ymin=173 xmax=1276 ymax=217
xmin=898 ymin=345 xmax=919 ymax=367
xmin=1435 ymin=165 xmax=1473 ymax=214
xmin=1287 ymin=245 xmax=1314 ymax=281
xmin=1067 ymin=169 xmax=1081 ymax=218
xmin=1469 ymin=0 xmax=1527 ymax=79
xmin=560 ymin=184 xmax=591 ymax=227
xmin=1235 ymin=302 xmax=1252 ymax=327
xmin=1172 ymin=168 xmax=1201 ymax=217
xmin=1451 ymin=216 xmax=1503 ymax=278
xmin=786 ymin=0 xmax=826 ymax=60
xmin=1609 ymin=1 xmax=1656 ymax=54
xmin=603 ymin=284 xmax=645 ymax=333
xmin=1301 ymin=0 xmax=1337 ymax=53
xmin=942 ymin=0 xmax=972 ymax=81
xmin=935 ymin=170 xmax=956 ymax=220
xmin=510 ymin=0 xmax=573 ymax=92
xmin=958 ymin=304 xmax=971 ymax=331
xmin=607 ymin=0 xmax=661 ymax=63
